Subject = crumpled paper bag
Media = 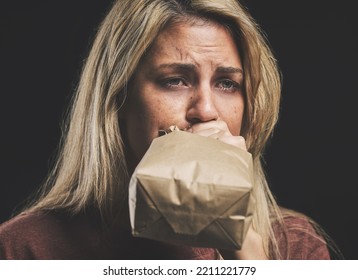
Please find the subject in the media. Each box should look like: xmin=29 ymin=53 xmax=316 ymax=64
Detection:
xmin=128 ymin=130 xmax=255 ymax=250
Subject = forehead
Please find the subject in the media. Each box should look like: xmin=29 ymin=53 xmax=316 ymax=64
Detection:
xmin=144 ymin=19 xmax=241 ymax=66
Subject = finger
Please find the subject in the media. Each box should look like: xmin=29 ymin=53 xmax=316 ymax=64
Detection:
xmin=187 ymin=120 xmax=246 ymax=150
xmin=190 ymin=127 xmax=226 ymax=138
xmin=189 ymin=120 xmax=229 ymax=134
xmin=191 ymin=130 xmax=247 ymax=151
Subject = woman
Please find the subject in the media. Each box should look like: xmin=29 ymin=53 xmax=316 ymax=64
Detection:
xmin=0 ymin=0 xmax=334 ymax=259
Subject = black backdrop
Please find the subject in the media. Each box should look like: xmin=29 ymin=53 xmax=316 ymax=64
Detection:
xmin=1 ymin=0 xmax=357 ymax=259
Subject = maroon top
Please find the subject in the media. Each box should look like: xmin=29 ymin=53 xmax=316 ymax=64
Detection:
xmin=0 ymin=210 xmax=330 ymax=260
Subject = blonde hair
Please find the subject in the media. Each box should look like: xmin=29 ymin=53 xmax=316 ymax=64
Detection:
xmin=27 ymin=0 xmax=296 ymax=259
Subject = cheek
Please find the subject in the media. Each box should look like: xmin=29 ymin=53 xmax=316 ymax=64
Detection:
xmin=123 ymin=99 xmax=159 ymax=157
xmin=123 ymin=92 xmax=184 ymax=162
xmin=223 ymin=104 xmax=245 ymax=136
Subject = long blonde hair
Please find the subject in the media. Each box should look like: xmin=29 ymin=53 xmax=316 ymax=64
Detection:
xmin=28 ymin=0 xmax=284 ymax=258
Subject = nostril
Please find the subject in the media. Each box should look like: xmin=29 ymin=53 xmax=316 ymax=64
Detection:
xmin=188 ymin=118 xmax=202 ymax=125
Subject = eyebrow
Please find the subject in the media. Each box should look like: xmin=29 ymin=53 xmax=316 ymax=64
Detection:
xmin=157 ymin=63 xmax=243 ymax=75
xmin=216 ymin=66 xmax=243 ymax=75
xmin=157 ymin=63 xmax=196 ymax=72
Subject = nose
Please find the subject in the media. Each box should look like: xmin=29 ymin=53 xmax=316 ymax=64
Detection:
xmin=186 ymin=85 xmax=219 ymax=124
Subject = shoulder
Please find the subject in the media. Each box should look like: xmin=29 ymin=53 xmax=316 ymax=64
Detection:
xmin=0 ymin=210 xmax=100 ymax=259
xmin=0 ymin=211 xmax=60 ymax=259
xmin=1 ymin=211 xmax=59 ymax=233
xmin=273 ymin=212 xmax=330 ymax=259
xmin=0 ymin=211 xmax=57 ymax=242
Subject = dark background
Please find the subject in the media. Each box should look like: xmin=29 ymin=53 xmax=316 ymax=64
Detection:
xmin=1 ymin=1 xmax=357 ymax=259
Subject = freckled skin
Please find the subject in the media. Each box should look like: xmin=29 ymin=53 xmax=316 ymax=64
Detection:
xmin=122 ymin=20 xmax=245 ymax=172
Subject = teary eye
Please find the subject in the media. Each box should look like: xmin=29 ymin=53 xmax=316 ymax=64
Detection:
xmin=161 ymin=77 xmax=187 ymax=89
xmin=217 ymin=79 xmax=241 ymax=92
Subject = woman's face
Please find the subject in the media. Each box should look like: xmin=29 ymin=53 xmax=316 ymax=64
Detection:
xmin=122 ymin=20 xmax=245 ymax=170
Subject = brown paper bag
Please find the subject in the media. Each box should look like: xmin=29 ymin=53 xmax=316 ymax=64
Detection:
xmin=128 ymin=130 xmax=255 ymax=250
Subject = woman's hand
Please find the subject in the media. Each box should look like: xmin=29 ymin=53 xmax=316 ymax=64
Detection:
xmin=187 ymin=120 xmax=246 ymax=150
xmin=219 ymin=226 xmax=268 ymax=259
xmin=188 ymin=120 xmax=268 ymax=260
